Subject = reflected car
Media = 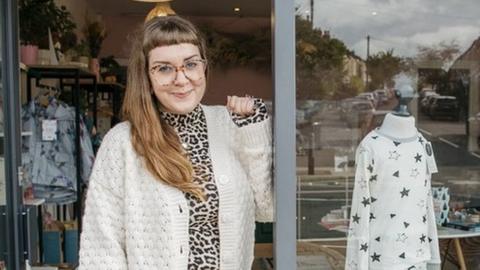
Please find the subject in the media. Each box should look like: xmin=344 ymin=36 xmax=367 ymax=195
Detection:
xmin=419 ymin=87 xmax=436 ymax=99
xmin=341 ymin=99 xmax=376 ymax=128
xmin=420 ymin=93 xmax=439 ymax=114
xmin=357 ymin=92 xmax=378 ymax=108
xmin=298 ymin=100 xmax=326 ymax=122
xmin=374 ymin=89 xmax=389 ymax=104
xmin=428 ymin=95 xmax=459 ymax=120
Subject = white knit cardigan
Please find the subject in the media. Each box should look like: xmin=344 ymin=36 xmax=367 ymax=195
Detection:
xmin=79 ymin=105 xmax=273 ymax=270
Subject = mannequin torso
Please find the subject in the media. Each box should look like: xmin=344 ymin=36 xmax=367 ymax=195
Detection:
xmin=377 ymin=112 xmax=417 ymax=139
xmin=346 ymin=112 xmax=441 ymax=269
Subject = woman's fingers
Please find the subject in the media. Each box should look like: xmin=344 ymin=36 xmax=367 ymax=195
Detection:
xmin=226 ymin=95 xmax=255 ymax=116
xmin=227 ymin=95 xmax=231 ymax=109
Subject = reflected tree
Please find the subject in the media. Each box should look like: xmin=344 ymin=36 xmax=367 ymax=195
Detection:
xmin=366 ymin=49 xmax=406 ymax=90
xmin=296 ymin=16 xmax=354 ymax=100
xmin=417 ymin=40 xmax=461 ymax=66
xmin=416 ymin=40 xmax=461 ymax=94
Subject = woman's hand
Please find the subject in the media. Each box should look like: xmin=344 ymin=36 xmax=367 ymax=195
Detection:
xmin=226 ymin=95 xmax=255 ymax=116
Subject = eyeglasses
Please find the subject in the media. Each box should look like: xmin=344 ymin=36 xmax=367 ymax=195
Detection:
xmin=149 ymin=59 xmax=207 ymax=86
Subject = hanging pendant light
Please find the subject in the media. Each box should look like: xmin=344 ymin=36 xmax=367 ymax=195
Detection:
xmin=132 ymin=0 xmax=176 ymax=21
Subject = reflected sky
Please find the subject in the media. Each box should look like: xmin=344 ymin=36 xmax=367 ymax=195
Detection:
xmin=296 ymin=0 xmax=480 ymax=58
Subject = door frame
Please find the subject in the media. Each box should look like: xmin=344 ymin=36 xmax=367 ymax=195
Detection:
xmin=1 ymin=0 xmax=25 ymax=269
xmin=272 ymin=0 xmax=296 ymax=269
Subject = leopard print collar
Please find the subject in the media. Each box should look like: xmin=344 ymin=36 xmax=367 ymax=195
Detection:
xmin=159 ymin=105 xmax=203 ymax=128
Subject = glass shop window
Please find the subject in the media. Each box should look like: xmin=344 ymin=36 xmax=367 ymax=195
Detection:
xmin=294 ymin=0 xmax=480 ymax=269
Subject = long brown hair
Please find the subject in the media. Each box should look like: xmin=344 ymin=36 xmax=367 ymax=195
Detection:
xmin=121 ymin=16 xmax=208 ymax=200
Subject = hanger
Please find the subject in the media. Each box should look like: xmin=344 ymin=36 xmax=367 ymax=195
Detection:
xmin=35 ymin=83 xmax=62 ymax=107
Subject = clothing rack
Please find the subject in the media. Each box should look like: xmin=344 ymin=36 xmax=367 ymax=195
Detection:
xmin=25 ymin=65 xmax=98 ymax=264
xmin=62 ymin=82 xmax=125 ymax=128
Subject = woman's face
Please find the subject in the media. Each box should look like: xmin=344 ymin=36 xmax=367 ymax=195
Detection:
xmin=148 ymin=43 xmax=206 ymax=114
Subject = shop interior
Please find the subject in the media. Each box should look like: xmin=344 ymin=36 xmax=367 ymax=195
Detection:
xmin=4 ymin=0 xmax=274 ymax=269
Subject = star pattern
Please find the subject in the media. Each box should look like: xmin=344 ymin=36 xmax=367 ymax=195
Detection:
xmin=361 ymin=197 xmax=370 ymax=207
xmin=400 ymin=188 xmax=410 ymax=198
xmin=417 ymin=200 xmax=426 ymax=208
xmin=352 ymin=213 xmax=360 ymax=224
xmin=348 ymin=132 xmax=439 ymax=267
xmin=420 ymin=234 xmax=426 ymax=243
xmin=371 ymin=252 xmax=381 ymax=262
xmin=414 ymin=153 xmax=422 ymax=163
xmin=367 ymin=164 xmax=374 ymax=173
xmin=347 ymin=227 xmax=356 ymax=238
xmin=416 ymin=248 xmax=425 ymax=257
xmin=347 ymin=260 xmax=358 ymax=270
xmin=388 ymin=150 xmax=401 ymax=160
xmin=358 ymin=178 xmax=368 ymax=189
xmin=396 ymin=233 xmax=407 ymax=242
xmin=410 ymin=168 xmax=420 ymax=178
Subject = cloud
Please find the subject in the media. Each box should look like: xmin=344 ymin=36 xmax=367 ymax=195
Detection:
xmin=300 ymin=0 xmax=480 ymax=58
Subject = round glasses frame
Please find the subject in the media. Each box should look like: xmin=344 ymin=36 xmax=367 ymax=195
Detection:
xmin=149 ymin=59 xmax=207 ymax=86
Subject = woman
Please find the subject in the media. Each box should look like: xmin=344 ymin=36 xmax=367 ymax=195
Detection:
xmin=79 ymin=16 xmax=273 ymax=270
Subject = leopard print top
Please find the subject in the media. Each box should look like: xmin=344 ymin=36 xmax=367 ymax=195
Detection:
xmin=160 ymin=101 xmax=268 ymax=269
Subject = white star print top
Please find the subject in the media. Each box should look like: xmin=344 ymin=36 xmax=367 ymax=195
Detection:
xmin=346 ymin=129 xmax=441 ymax=270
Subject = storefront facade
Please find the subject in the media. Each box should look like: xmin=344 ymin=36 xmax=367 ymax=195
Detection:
xmin=1 ymin=0 xmax=480 ymax=269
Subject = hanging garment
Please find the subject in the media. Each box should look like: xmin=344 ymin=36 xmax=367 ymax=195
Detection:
xmin=21 ymin=94 xmax=95 ymax=204
xmin=345 ymin=129 xmax=441 ymax=270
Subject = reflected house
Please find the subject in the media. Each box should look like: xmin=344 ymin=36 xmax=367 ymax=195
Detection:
xmin=451 ymin=37 xmax=480 ymax=151
xmin=416 ymin=37 xmax=480 ymax=152
xmin=342 ymin=54 xmax=367 ymax=86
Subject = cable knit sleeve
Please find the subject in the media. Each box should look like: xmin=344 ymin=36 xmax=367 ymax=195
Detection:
xmin=79 ymin=124 xmax=128 ymax=270
xmin=231 ymin=114 xmax=274 ymax=222
xmin=230 ymin=98 xmax=269 ymax=127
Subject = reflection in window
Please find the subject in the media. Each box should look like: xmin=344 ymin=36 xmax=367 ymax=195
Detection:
xmin=295 ymin=0 xmax=480 ymax=269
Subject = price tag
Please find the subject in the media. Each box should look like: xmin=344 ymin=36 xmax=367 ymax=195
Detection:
xmin=425 ymin=142 xmax=438 ymax=174
xmin=42 ymin=120 xmax=57 ymax=141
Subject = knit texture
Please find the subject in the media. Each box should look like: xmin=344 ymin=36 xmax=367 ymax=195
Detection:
xmin=79 ymin=105 xmax=273 ymax=270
